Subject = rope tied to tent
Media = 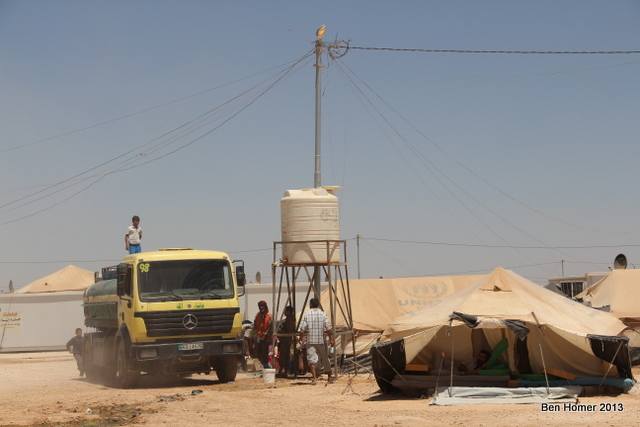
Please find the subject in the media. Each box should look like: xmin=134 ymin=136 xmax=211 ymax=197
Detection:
xmin=597 ymin=340 xmax=624 ymax=390
xmin=532 ymin=312 xmax=551 ymax=393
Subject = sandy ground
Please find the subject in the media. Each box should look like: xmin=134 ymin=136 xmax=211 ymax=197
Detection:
xmin=1 ymin=351 xmax=639 ymax=427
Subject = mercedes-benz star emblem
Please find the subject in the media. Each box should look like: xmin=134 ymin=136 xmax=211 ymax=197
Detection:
xmin=183 ymin=314 xmax=198 ymax=329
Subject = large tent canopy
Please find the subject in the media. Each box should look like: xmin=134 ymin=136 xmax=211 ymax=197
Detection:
xmin=372 ymin=267 xmax=633 ymax=393
xmin=16 ymin=265 xmax=95 ymax=293
xmin=320 ymin=274 xmax=484 ymax=354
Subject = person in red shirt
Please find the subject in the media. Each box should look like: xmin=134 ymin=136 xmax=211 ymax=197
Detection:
xmin=254 ymin=300 xmax=273 ymax=369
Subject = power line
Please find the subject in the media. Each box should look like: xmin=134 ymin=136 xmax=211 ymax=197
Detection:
xmin=365 ymin=237 xmax=640 ymax=250
xmin=0 ymin=59 xmax=304 ymax=154
xmin=350 ymin=46 xmax=640 ymax=55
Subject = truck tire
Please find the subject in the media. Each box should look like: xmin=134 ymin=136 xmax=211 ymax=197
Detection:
xmin=83 ymin=334 xmax=97 ymax=381
xmin=216 ymin=357 xmax=238 ymax=383
xmin=115 ymin=342 xmax=139 ymax=388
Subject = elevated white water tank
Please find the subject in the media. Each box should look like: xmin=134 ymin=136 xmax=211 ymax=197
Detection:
xmin=280 ymin=187 xmax=341 ymax=264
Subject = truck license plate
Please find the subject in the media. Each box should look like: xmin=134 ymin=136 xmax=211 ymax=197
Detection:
xmin=178 ymin=343 xmax=204 ymax=351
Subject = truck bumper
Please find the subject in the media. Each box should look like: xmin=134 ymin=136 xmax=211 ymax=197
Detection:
xmin=130 ymin=339 xmax=244 ymax=362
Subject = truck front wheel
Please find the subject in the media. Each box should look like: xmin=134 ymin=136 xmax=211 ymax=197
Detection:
xmin=115 ymin=342 xmax=139 ymax=388
xmin=215 ymin=357 xmax=238 ymax=383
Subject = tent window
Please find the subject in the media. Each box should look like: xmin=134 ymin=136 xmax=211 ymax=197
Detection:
xmin=560 ymin=281 xmax=585 ymax=298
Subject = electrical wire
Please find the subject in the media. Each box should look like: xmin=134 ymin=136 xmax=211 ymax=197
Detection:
xmin=0 ymin=59 xmax=304 ymax=155
xmin=0 ymin=51 xmax=315 ymax=225
xmin=349 ymin=46 xmax=640 ymax=55
xmin=332 ymin=58 xmax=566 ymax=274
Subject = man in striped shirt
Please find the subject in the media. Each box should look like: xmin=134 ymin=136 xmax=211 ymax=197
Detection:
xmin=299 ymin=298 xmax=334 ymax=384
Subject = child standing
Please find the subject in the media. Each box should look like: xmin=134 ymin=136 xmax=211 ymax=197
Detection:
xmin=66 ymin=328 xmax=84 ymax=377
xmin=125 ymin=215 xmax=142 ymax=254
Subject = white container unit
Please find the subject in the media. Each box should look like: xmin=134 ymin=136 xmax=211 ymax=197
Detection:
xmin=280 ymin=187 xmax=341 ymax=264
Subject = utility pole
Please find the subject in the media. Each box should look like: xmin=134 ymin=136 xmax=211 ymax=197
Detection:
xmin=314 ymin=25 xmax=325 ymax=189
xmin=357 ymin=235 xmax=361 ymax=279
xmin=313 ymin=25 xmax=326 ymax=297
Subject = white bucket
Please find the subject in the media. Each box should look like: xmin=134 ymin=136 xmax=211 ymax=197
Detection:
xmin=262 ymin=368 xmax=276 ymax=384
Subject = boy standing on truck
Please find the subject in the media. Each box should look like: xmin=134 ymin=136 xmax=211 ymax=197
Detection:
xmin=125 ymin=215 xmax=142 ymax=254
xmin=66 ymin=328 xmax=84 ymax=377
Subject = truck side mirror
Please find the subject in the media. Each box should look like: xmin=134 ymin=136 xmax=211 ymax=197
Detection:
xmin=234 ymin=261 xmax=246 ymax=296
xmin=117 ymin=263 xmax=131 ymax=297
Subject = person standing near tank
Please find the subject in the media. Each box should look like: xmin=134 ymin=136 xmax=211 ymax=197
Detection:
xmin=254 ymin=300 xmax=273 ymax=369
xmin=277 ymin=305 xmax=296 ymax=378
xmin=125 ymin=215 xmax=142 ymax=254
xmin=66 ymin=328 xmax=84 ymax=377
xmin=299 ymin=298 xmax=334 ymax=384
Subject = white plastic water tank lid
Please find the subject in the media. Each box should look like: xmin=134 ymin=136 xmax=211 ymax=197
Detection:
xmin=297 ymin=186 xmax=342 ymax=195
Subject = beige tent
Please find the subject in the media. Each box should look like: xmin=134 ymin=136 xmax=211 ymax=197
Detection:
xmin=321 ymin=274 xmax=485 ymax=354
xmin=576 ymin=269 xmax=640 ymax=321
xmin=575 ymin=269 xmax=640 ymax=361
xmin=16 ymin=265 xmax=95 ymax=293
xmin=372 ymin=267 xmax=633 ymax=393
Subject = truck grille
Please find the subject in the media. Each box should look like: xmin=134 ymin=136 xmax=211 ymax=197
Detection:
xmin=135 ymin=308 xmax=239 ymax=337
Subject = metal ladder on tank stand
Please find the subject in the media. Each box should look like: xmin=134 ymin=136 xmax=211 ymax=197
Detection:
xmin=271 ymin=239 xmax=357 ymax=379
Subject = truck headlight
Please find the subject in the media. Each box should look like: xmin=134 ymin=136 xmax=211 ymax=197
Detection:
xmin=139 ymin=348 xmax=158 ymax=359
xmin=222 ymin=344 xmax=240 ymax=353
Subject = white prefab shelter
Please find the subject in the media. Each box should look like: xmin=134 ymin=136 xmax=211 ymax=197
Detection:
xmin=0 ymin=291 xmax=85 ymax=352
xmin=372 ymin=267 xmax=633 ymax=393
xmin=1 ymin=265 xmax=94 ymax=352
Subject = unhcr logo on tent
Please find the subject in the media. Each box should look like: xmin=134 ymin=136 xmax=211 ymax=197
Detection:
xmin=397 ymin=280 xmax=448 ymax=307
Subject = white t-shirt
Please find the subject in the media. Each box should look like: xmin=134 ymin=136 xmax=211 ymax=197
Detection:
xmin=126 ymin=225 xmax=142 ymax=244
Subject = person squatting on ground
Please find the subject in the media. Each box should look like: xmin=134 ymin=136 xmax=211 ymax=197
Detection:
xmin=66 ymin=328 xmax=84 ymax=377
xmin=125 ymin=215 xmax=142 ymax=254
xmin=254 ymin=300 xmax=273 ymax=368
xmin=277 ymin=305 xmax=296 ymax=378
xmin=299 ymin=298 xmax=334 ymax=384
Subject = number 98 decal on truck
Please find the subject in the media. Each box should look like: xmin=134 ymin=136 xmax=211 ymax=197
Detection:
xmin=82 ymin=248 xmax=246 ymax=388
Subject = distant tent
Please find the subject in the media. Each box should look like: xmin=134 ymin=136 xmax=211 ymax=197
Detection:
xmin=371 ymin=267 xmax=633 ymax=394
xmin=576 ymin=269 xmax=640 ymax=320
xmin=16 ymin=265 xmax=95 ymax=293
xmin=575 ymin=269 xmax=640 ymax=362
xmin=321 ymin=274 xmax=485 ymax=355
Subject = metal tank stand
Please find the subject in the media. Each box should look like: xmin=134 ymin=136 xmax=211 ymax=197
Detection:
xmin=271 ymin=239 xmax=357 ymax=380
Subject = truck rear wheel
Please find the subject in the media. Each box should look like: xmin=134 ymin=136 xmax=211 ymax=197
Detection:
xmin=115 ymin=342 xmax=139 ymax=388
xmin=215 ymin=357 xmax=238 ymax=383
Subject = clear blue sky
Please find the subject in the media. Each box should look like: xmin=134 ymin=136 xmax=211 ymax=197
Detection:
xmin=1 ymin=1 xmax=639 ymax=290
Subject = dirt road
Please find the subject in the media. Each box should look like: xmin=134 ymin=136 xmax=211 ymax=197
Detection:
xmin=1 ymin=351 xmax=639 ymax=427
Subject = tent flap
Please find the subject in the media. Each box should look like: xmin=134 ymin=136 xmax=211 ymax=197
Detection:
xmin=370 ymin=338 xmax=406 ymax=394
xmin=503 ymin=319 xmax=530 ymax=340
xmin=588 ymin=334 xmax=632 ymax=378
xmin=450 ymin=312 xmax=478 ymax=328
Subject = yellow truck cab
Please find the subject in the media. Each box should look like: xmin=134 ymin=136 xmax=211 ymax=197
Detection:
xmin=83 ymin=248 xmax=245 ymax=388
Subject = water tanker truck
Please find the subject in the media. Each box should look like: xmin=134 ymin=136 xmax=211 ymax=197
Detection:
xmin=82 ymin=248 xmax=246 ymax=388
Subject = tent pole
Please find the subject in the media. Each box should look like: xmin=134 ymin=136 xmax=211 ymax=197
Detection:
xmin=448 ymin=320 xmax=454 ymax=397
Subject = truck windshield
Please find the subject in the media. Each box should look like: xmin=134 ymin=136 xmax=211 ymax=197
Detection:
xmin=137 ymin=259 xmax=234 ymax=302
